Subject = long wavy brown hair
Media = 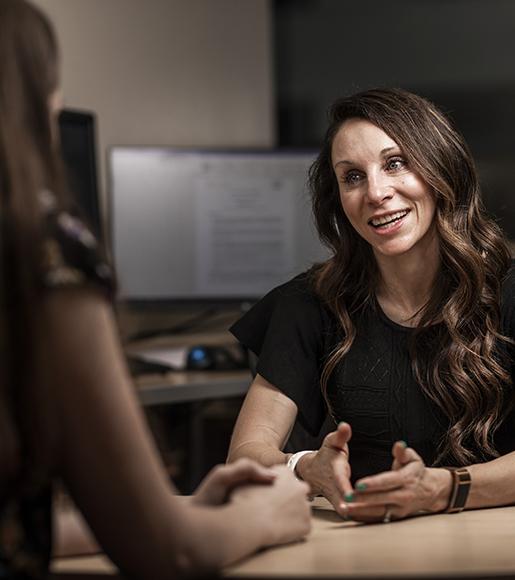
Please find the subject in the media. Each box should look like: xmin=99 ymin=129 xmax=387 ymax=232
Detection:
xmin=309 ymin=88 xmax=513 ymax=465
xmin=0 ymin=0 xmax=68 ymax=492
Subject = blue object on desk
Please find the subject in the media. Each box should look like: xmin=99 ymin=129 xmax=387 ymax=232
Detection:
xmin=186 ymin=344 xmax=247 ymax=371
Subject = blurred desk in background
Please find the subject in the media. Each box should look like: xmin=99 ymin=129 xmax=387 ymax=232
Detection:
xmin=135 ymin=370 xmax=251 ymax=406
xmin=134 ymin=369 xmax=252 ymax=491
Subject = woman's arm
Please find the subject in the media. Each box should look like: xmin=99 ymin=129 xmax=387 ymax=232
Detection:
xmin=227 ymin=374 xmax=298 ymax=466
xmin=463 ymin=451 xmax=515 ymax=508
xmin=37 ymin=290 xmax=310 ymax=579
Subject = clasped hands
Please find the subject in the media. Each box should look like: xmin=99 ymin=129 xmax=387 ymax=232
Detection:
xmin=192 ymin=458 xmax=312 ymax=545
xmin=295 ymin=422 xmax=451 ymax=523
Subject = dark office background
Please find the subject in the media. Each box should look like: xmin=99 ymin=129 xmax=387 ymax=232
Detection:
xmin=273 ymin=0 xmax=515 ymax=238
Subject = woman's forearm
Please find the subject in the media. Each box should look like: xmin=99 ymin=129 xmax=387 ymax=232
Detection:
xmin=467 ymin=451 xmax=515 ymax=509
xmin=227 ymin=440 xmax=290 ymax=467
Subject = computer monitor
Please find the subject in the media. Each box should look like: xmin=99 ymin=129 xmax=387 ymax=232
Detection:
xmin=58 ymin=109 xmax=102 ymax=240
xmin=109 ymin=148 xmax=328 ymax=305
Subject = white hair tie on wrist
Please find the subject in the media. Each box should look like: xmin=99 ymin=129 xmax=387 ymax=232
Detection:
xmin=287 ymin=450 xmax=315 ymax=479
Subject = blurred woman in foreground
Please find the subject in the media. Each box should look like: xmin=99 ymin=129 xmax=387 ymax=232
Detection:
xmin=0 ymin=1 xmax=310 ymax=577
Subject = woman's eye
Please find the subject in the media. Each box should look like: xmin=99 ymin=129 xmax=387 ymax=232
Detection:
xmin=386 ymin=157 xmax=407 ymax=171
xmin=343 ymin=171 xmax=362 ymax=186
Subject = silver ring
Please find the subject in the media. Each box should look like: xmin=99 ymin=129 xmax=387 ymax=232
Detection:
xmin=382 ymin=506 xmax=393 ymax=524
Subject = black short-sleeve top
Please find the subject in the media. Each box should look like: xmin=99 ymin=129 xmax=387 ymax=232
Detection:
xmin=230 ymin=267 xmax=515 ymax=482
xmin=0 ymin=191 xmax=114 ymax=579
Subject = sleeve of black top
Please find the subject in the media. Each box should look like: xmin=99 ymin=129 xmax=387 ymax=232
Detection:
xmin=38 ymin=203 xmax=115 ymax=299
xmin=230 ymin=274 xmax=327 ymax=436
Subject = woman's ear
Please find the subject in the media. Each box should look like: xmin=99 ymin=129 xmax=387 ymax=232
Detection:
xmin=48 ymin=88 xmax=63 ymax=116
xmin=48 ymin=88 xmax=63 ymax=144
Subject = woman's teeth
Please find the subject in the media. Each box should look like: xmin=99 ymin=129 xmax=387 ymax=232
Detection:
xmin=370 ymin=210 xmax=409 ymax=228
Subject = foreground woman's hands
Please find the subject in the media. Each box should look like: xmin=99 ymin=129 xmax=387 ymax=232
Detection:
xmin=230 ymin=465 xmax=312 ymax=546
xmin=193 ymin=459 xmax=312 ymax=546
xmin=192 ymin=458 xmax=278 ymax=506
xmin=295 ymin=422 xmax=354 ymax=518
xmin=345 ymin=442 xmax=453 ymax=522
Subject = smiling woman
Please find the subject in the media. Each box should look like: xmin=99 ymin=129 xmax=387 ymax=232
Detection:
xmin=332 ymin=117 xmax=437 ymax=260
xmin=227 ymin=88 xmax=515 ymax=524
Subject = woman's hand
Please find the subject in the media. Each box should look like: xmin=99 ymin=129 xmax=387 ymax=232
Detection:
xmin=230 ymin=465 xmax=312 ymax=547
xmin=345 ymin=442 xmax=453 ymax=522
xmin=192 ymin=458 xmax=277 ymax=506
xmin=295 ymin=422 xmax=354 ymax=517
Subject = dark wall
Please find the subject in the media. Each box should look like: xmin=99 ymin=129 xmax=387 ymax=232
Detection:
xmin=274 ymin=0 xmax=515 ymax=237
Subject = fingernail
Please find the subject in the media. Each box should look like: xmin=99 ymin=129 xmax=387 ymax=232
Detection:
xmin=344 ymin=492 xmax=354 ymax=502
xmin=355 ymin=482 xmax=367 ymax=491
xmin=338 ymin=421 xmax=348 ymax=428
xmin=399 ymin=440 xmax=408 ymax=448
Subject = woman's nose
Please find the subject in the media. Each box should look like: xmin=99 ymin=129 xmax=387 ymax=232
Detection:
xmin=366 ymin=173 xmax=393 ymax=204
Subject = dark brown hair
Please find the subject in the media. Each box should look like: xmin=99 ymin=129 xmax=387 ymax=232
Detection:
xmin=0 ymin=0 xmax=66 ymax=491
xmin=309 ymin=88 xmax=512 ymax=465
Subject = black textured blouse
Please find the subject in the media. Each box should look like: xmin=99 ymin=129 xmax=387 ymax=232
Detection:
xmin=231 ymin=266 xmax=515 ymax=482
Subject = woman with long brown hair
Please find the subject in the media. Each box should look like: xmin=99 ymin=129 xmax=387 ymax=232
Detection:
xmin=0 ymin=0 xmax=311 ymax=577
xmin=228 ymin=87 xmax=515 ymax=523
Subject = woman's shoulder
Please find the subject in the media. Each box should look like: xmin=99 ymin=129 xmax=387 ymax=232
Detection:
xmin=230 ymin=270 xmax=329 ymax=350
xmin=266 ymin=271 xmax=321 ymax=304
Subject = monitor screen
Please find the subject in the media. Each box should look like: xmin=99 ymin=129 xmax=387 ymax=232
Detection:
xmin=109 ymin=148 xmax=329 ymax=304
xmin=58 ymin=109 xmax=102 ymax=240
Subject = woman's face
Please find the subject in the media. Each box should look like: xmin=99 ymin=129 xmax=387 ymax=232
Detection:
xmin=331 ymin=118 xmax=437 ymax=259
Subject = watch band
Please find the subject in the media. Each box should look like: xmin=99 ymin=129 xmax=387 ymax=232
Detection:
xmin=445 ymin=467 xmax=472 ymax=513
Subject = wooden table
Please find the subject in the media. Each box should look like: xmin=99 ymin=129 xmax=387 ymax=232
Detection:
xmin=227 ymin=498 xmax=515 ymax=579
xmin=52 ymin=498 xmax=515 ymax=579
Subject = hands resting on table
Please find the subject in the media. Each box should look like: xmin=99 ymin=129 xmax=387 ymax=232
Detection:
xmin=192 ymin=458 xmax=312 ymax=545
xmin=295 ymin=422 xmax=452 ymax=523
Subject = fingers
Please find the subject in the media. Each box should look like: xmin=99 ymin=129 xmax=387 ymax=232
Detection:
xmin=268 ymin=464 xmax=312 ymax=498
xmin=220 ymin=458 xmax=277 ymax=487
xmin=324 ymin=423 xmax=353 ymax=498
xmin=195 ymin=458 xmax=277 ymax=505
xmin=347 ymin=443 xmax=427 ymax=522
xmin=354 ymin=441 xmax=422 ymax=493
xmin=332 ymin=452 xmax=354 ymax=498
xmin=391 ymin=440 xmax=408 ymax=470
xmin=323 ymin=421 xmax=352 ymax=452
xmin=391 ymin=441 xmax=421 ymax=470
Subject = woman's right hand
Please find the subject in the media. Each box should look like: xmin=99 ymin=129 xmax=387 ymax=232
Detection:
xmin=230 ymin=465 xmax=311 ymax=547
xmin=295 ymin=422 xmax=353 ymax=517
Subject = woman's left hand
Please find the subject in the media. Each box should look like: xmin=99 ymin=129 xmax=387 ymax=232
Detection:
xmin=345 ymin=442 xmax=452 ymax=523
xmin=192 ymin=458 xmax=277 ymax=506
